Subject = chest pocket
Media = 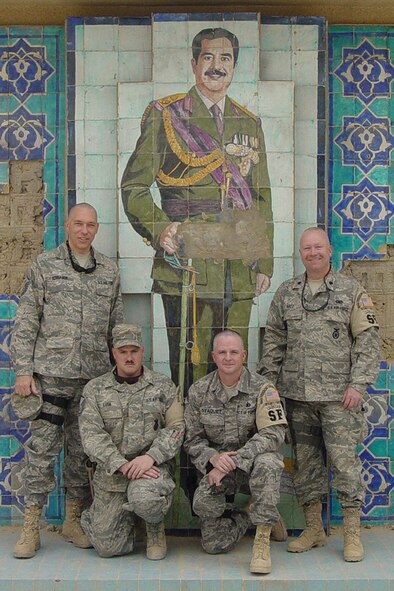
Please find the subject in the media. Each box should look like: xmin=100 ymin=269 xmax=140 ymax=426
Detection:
xmin=284 ymin=308 xmax=302 ymax=324
xmin=100 ymin=404 xmax=124 ymax=444
xmin=96 ymin=281 xmax=113 ymax=297
xmin=45 ymin=276 xmax=75 ymax=300
xmin=201 ymin=411 xmax=224 ymax=442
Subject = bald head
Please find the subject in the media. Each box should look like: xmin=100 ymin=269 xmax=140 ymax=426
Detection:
xmin=299 ymin=227 xmax=332 ymax=279
xmin=67 ymin=202 xmax=98 ymax=223
xmin=65 ymin=202 xmax=99 ymax=254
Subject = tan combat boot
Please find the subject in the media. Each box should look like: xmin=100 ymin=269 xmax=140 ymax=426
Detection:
xmin=343 ymin=508 xmax=364 ymax=562
xmin=61 ymin=498 xmax=92 ymax=548
xmin=270 ymin=515 xmax=288 ymax=542
xmin=145 ymin=521 xmax=167 ymax=560
xmin=287 ymin=502 xmax=326 ymax=553
xmin=13 ymin=505 xmax=42 ymax=559
xmin=250 ymin=524 xmax=272 ymax=574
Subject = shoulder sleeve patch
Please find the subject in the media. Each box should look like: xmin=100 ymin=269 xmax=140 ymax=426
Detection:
xmin=357 ymin=292 xmax=375 ymax=310
xmin=256 ymin=384 xmax=287 ymax=430
xmin=351 ymin=291 xmax=379 ymax=336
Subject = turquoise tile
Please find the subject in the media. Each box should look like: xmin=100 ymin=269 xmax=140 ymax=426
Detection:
xmin=0 ymin=369 xmax=12 ymax=387
xmin=0 ymin=436 xmax=10 ymax=456
xmin=0 ymin=161 xmax=9 ymax=184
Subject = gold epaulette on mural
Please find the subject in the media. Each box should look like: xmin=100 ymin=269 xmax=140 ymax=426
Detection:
xmin=230 ymin=97 xmax=259 ymax=121
xmin=141 ymin=103 xmax=154 ymax=128
xmin=156 ymin=93 xmax=187 ymax=107
xmin=141 ymin=94 xmax=186 ymax=127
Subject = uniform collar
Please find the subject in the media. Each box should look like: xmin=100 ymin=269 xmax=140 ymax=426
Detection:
xmin=209 ymin=367 xmax=253 ymax=397
xmin=57 ymin=241 xmax=105 ymax=267
xmin=293 ymin=269 xmax=336 ymax=293
xmin=109 ymin=365 xmax=156 ymax=392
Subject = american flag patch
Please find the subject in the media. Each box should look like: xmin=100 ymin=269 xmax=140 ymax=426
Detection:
xmin=359 ymin=294 xmax=374 ymax=309
xmin=265 ymin=387 xmax=279 ymax=401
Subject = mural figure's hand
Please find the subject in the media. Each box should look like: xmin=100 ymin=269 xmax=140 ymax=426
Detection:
xmin=159 ymin=222 xmax=181 ymax=254
xmin=255 ymin=273 xmax=271 ymax=296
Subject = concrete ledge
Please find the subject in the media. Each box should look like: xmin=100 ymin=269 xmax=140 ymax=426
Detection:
xmin=1 ymin=526 xmax=394 ymax=590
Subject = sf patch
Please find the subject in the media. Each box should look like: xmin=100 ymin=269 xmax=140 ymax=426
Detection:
xmin=256 ymin=385 xmax=287 ymax=430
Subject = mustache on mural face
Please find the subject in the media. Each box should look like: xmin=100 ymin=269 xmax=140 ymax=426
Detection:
xmin=205 ymin=69 xmax=226 ymax=78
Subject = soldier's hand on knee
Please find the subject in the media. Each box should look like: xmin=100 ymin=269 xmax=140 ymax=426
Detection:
xmin=208 ymin=468 xmax=226 ymax=487
xmin=209 ymin=451 xmax=237 ymax=474
xmin=119 ymin=455 xmax=156 ymax=480
xmin=140 ymin=467 xmax=161 ymax=479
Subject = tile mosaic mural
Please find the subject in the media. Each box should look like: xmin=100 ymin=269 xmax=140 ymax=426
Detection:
xmin=329 ymin=25 xmax=394 ymax=522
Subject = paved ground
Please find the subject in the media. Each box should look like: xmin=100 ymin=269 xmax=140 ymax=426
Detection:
xmin=1 ymin=525 xmax=393 ymax=590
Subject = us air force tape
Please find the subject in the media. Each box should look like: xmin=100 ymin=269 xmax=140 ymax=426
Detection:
xmin=256 ymin=384 xmax=288 ymax=430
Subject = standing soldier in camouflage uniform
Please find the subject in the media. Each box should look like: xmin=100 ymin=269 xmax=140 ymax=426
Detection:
xmin=259 ymin=227 xmax=380 ymax=562
xmin=184 ymin=329 xmax=287 ymax=574
xmin=79 ymin=324 xmax=184 ymax=559
xmin=10 ymin=203 xmax=124 ymax=559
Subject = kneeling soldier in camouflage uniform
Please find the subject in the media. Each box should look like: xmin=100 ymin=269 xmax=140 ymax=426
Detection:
xmin=79 ymin=324 xmax=184 ymax=559
xmin=184 ymin=329 xmax=287 ymax=574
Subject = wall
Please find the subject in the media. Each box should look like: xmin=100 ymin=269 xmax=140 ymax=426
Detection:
xmin=0 ymin=12 xmax=392 ymax=529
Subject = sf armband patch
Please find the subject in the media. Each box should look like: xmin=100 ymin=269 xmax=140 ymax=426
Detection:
xmin=352 ymin=292 xmax=379 ymax=335
xmin=256 ymin=385 xmax=287 ymax=430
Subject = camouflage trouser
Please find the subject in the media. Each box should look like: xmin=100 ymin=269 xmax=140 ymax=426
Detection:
xmin=81 ymin=464 xmax=175 ymax=557
xmin=193 ymin=452 xmax=283 ymax=554
xmin=286 ymin=399 xmax=366 ymax=508
xmin=22 ymin=374 xmax=90 ymax=507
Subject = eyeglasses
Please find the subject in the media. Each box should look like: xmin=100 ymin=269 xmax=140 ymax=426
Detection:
xmin=66 ymin=241 xmax=97 ymax=274
xmin=301 ymin=272 xmax=330 ymax=312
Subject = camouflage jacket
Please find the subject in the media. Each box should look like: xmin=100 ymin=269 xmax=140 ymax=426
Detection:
xmin=10 ymin=242 xmax=124 ymax=379
xmin=259 ymin=270 xmax=380 ymax=402
xmin=79 ymin=366 xmax=185 ymax=492
xmin=184 ymin=367 xmax=286 ymax=475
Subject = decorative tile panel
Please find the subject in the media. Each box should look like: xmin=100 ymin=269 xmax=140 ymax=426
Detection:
xmin=329 ymin=25 xmax=394 ymax=523
xmin=0 ymin=27 xmax=65 ymax=524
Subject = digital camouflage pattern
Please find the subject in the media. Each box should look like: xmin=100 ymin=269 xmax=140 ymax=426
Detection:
xmin=19 ymin=375 xmax=90 ymax=507
xmin=10 ymin=242 xmax=124 ymax=379
xmin=79 ymin=366 xmax=184 ymax=556
xmin=285 ymin=399 xmax=367 ymax=507
xmin=10 ymin=241 xmax=124 ymax=507
xmin=260 ymin=270 xmax=380 ymax=401
xmin=259 ymin=269 xmax=380 ymax=509
xmin=184 ymin=367 xmax=286 ymax=553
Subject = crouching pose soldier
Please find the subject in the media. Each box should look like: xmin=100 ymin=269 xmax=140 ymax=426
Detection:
xmin=183 ymin=330 xmax=287 ymax=574
xmin=79 ymin=324 xmax=184 ymax=559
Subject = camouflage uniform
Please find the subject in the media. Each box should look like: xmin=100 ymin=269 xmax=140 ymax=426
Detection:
xmin=184 ymin=367 xmax=286 ymax=554
xmin=10 ymin=242 xmax=124 ymax=507
xmin=259 ymin=269 xmax=380 ymax=508
xmin=79 ymin=366 xmax=184 ymax=557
